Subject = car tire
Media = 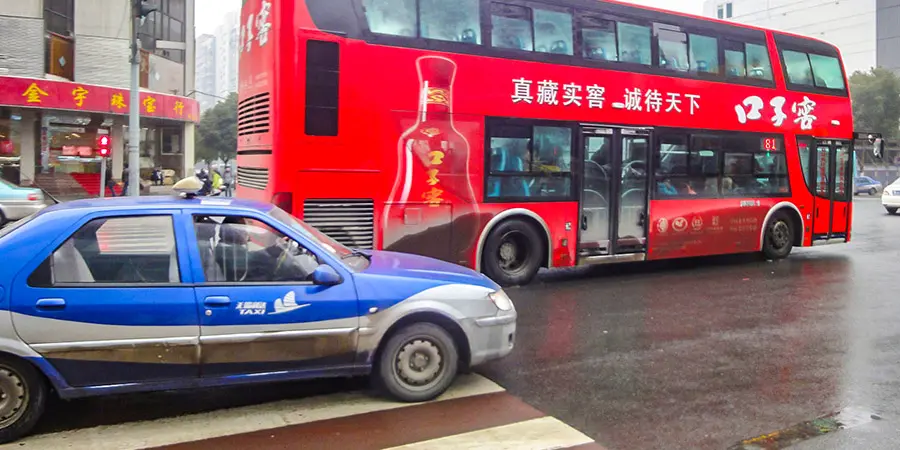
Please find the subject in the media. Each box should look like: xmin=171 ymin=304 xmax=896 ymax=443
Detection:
xmin=0 ymin=211 xmax=6 ymax=228
xmin=762 ymin=211 xmax=794 ymax=260
xmin=482 ymin=219 xmax=543 ymax=286
xmin=869 ymin=188 xmax=878 ymax=196
xmin=374 ymin=323 xmax=459 ymax=403
xmin=0 ymin=355 xmax=47 ymax=444
xmin=887 ymin=207 xmax=898 ymax=215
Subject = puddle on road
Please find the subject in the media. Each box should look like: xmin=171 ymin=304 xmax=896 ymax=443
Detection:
xmin=728 ymin=406 xmax=882 ymax=449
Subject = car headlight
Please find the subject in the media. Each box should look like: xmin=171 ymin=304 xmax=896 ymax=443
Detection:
xmin=488 ymin=290 xmax=514 ymax=311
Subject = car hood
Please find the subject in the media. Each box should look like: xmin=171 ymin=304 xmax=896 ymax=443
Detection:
xmin=359 ymin=250 xmax=498 ymax=290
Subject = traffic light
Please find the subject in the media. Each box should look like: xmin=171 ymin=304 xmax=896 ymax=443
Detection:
xmin=97 ymin=135 xmax=111 ymax=158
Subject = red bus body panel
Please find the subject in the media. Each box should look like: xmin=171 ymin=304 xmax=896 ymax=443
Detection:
xmin=238 ymin=0 xmax=853 ymax=271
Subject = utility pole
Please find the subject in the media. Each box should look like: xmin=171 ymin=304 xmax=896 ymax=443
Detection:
xmin=129 ymin=0 xmax=156 ymax=196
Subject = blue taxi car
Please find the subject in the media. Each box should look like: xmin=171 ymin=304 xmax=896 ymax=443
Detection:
xmin=0 ymin=183 xmax=516 ymax=442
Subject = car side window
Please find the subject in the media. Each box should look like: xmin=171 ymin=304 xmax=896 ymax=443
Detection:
xmin=30 ymin=216 xmax=179 ymax=286
xmin=193 ymin=215 xmax=321 ymax=283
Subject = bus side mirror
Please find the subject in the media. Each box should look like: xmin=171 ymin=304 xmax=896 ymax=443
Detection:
xmin=869 ymin=135 xmax=884 ymax=160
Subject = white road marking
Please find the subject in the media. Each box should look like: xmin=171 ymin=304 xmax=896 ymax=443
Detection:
xmin=4 ymin=374 xmax=504 ymax=450
xmin=384 ymin=416 xmax=594 ymax=450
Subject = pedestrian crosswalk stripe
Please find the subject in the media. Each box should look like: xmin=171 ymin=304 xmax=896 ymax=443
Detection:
xmin=3 ymin=374 xmax=602 ymax=450
xmin=383 ymin=417 xmax=595 ymax=450
xmin=2 ymin=375 xmax=503 ymax=450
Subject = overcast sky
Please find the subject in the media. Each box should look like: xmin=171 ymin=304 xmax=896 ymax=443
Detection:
xmin=194 ymin=0 xmax=706 ymax=36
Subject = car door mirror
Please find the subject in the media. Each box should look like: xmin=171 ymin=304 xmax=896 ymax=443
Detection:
xmin=312 ymin=264 xmax=341 ymax=286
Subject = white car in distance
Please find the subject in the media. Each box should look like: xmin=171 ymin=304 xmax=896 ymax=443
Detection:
xmin=883 ymin=177 xmax=900 ymax=215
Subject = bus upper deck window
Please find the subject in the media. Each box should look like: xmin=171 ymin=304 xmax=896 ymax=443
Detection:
xmin=745 ymin=43 xmax=773 ymax=80
xmin=581 ymin=17 xmax=617 ymax=62
xmin=533 ymin=8 xmax=573 ymax=56
xmin=363 ymin=0 xmax=416 ymax=37
xmin=491 ymin=3 xmax=533 ymax=51
xmin=783 ymin=50 xmax=814 ymax=86
xmin=808 ymin=53 xmax=845 ymax=90
xmin=420 ymin=0 xmax=481 ymax=44
xmin=689 ymin=34 xmax=718 ymax=74
xmin=656 ymin=26 xmax=688 ymax=72
xmin=617 ymin=22 xmax=651 ymax=66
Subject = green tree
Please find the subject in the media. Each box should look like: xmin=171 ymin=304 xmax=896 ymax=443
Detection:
xmin=195 ymin=92 xmax=238 ymax=163
xmin=850 ymin=67 xmax=900 ymax=140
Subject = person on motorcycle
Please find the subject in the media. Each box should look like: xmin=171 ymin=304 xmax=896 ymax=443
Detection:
xmin=197 ymin=169 xmax=213 ymax=196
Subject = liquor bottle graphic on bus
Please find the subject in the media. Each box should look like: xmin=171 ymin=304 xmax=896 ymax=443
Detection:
xmin=383 ymin=56 xmax=480 ymax=265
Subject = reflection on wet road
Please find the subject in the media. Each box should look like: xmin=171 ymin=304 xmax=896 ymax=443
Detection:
xmin=481 ymin=197 xmax=898 ymax=449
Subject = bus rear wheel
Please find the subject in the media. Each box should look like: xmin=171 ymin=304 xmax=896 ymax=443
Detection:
xmin=483 ymin=219 xmax=543 ymax=286
xmin=762 ymin=211 xmax=794 ymax=260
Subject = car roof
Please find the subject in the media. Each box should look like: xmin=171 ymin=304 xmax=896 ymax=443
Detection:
xmin=36 ymin=195 xmax=273 ymax=216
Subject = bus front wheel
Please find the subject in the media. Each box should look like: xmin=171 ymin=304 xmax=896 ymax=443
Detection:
xmin=762 ymin=211 xmax=794 ymax=260
xmin=482 ymin=219 xmax=543 ymax=286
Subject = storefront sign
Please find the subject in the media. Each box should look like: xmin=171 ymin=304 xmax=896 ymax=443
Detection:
xmin=0 ymin=76 xmax=199 ymax=123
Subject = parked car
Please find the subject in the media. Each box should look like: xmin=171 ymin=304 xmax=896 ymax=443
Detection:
xmin=0 ymin=178 xmax=516 ymax=443
xmin=0 ymin=179 xmax=45 ymax=227
xmin=883 ymin=177 xmax=900 ymax=215
xmin=854 ymin=176 xmax=882 ymax=196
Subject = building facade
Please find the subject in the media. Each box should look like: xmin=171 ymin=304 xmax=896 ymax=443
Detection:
xmin=702 ymin=0 xmax=900 ymax=75
xmin=214 ymin=10 xmax=239 ymax=99
xmin=0 ymin=0 xmax=198 ymax=194
xmin=195 ymin=33 xmax=217 ymax=112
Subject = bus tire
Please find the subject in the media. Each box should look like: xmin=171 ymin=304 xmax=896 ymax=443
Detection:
xmin=482 ymin=219 xmax=543 ymax=286
xmin=762 ymin=211 xmax=794 ymax=260
xmin=887 ymin=207 xmax=898 ymax=215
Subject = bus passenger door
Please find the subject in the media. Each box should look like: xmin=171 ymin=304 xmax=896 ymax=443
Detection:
xmin=809 ymin=139 xmax=852 ymax=242
xmin=579 ymin=127 xmax=650 ymax=259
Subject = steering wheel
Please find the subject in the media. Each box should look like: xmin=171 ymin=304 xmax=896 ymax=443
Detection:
xmin=622 ymin=160 xmax=646 ymax=179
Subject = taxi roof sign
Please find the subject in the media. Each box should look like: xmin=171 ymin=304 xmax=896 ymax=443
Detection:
xmin=172 ymin=176 xmax=204 ymax=198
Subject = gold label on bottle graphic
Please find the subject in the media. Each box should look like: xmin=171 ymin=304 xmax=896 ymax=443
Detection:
xmin=420 ymin=127 xmax=440 ymax=138
xmin=426 ymin=88 xmax=450 ymax=106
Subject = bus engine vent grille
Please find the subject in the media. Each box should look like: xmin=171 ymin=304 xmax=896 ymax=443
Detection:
xmin=236 ymin=166 xmax=269 ymax=190
xmin=303 ymin=199 xmax=375 ymax=250
xmin=237 ymin=92 xmax=271 ymax=136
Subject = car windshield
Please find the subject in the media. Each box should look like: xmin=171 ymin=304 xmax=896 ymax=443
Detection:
xmin=267 ymin=206 xmax=370 ymax=270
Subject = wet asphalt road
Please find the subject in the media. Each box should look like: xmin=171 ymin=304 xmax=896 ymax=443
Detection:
xmin=479 ymin=196 xmax=900 ymax=449
xmin=28 ymin=196 xmax=899 ymax=449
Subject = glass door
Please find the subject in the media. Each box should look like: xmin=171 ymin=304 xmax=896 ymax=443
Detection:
xmin=579 ymin=127 xmax=650 ymax=257
xmin=809 ymin=139 xmax=852 ymax=241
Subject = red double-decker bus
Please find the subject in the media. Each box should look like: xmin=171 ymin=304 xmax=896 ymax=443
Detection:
xmin=237 ymin=0 xmax=859 ymax=285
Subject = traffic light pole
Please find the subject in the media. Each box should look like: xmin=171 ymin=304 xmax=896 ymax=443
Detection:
xmin=99 ymin=157 xmax=107 ymax=198
xmin=128 ymin=8 xmax=141 ymax=197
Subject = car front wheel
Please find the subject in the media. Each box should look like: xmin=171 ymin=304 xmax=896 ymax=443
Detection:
xmin=869 ymin=188 xmax=878 ymax=195
xmin=374 ymin=323 xmax=459 ymax=403
xmin=0 ymin=356 xmax=47 ymax=444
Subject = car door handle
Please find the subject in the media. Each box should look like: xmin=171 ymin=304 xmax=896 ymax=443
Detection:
xmin=204 ymin=296 xmax=231 ymax=307
xmin=35 ymin=298 xmax=66 ymax=310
